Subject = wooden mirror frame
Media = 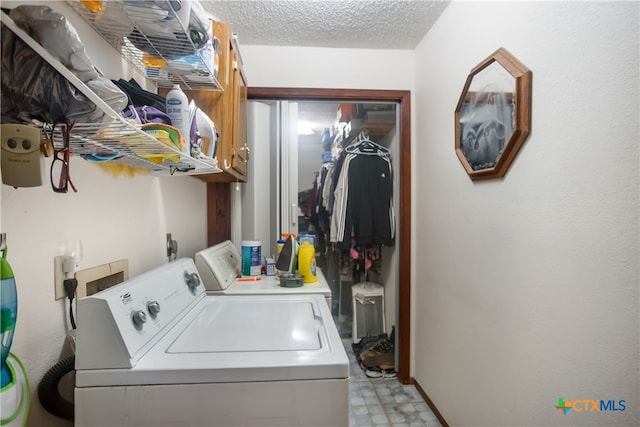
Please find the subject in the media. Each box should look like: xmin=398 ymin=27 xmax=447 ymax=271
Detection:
xmin=455 ymin=48 xmax=532 ymax=180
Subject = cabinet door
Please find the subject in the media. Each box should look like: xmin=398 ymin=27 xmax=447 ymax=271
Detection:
xmin=230 ymin=50 xmax=248 ymax=176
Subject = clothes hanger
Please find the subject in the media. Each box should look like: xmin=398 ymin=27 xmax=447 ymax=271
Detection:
xmin=345 ymin=129 xmax=391 ymax=156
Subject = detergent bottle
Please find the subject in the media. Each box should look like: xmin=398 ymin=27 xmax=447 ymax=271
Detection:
xmin=166 ymin=84 xmax=191 ymax=156
xmin=297 ymin=241 xmax=317 ymax=283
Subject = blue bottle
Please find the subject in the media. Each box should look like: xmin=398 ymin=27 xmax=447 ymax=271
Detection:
xmin=1 ymin=246 xmax=17 ymax=387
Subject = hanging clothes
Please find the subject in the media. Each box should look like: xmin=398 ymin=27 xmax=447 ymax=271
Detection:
xmin=345 ymin=152 xmax=394 ymax=246
xmin=329 ymin=135 xmax=395 ymax=250
xmin=315 ymin=163 xmax=333 ymax=237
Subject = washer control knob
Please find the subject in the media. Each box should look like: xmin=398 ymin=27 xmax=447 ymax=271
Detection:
xmin=184 ymin=271 xmax=201 ymax=290
xmin=147 ymin=301 xmax=161 ymax=317
xmin=132 ymin=310 xmax=147 ymax=327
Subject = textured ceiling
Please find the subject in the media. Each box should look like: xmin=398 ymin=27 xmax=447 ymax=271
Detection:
xmin=200 ymin=1 xmax=450 ymax=49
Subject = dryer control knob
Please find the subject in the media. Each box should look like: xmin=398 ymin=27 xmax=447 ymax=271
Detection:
xmin=184 ymin=271 xmax=201 ymax=290
xmin=132 ymin=309 xmax=147 ymax=327
xmin=147 ymin=301 xmax=161 ymax=317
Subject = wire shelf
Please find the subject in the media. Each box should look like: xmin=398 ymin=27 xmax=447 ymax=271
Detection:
xmin=58 ymin=121 xmax=219 ymax=175
xmin=66 ymin=0 xmax=222 ymax=91
xmin=0 ymin=9 xmax=221 ymax=176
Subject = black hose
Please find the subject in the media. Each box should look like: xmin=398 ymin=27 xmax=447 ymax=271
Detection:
xmin=37 ymin=355 xmax=75 ymax=421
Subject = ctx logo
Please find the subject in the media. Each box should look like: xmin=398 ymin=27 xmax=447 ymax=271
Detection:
xmin=555 ymin=397 xmax=626 ymax=414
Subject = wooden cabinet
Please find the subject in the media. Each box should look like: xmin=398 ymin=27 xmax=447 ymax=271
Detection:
xmin=184 ymin=21 xmax=248 ymax=183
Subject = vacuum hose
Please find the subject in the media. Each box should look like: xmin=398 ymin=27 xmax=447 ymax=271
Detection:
xmin=38 ymin=355 xmax=74 ymax=421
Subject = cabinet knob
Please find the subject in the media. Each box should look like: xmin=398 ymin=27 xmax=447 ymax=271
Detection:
xmin=240 ymin=144 xmax=250 ymax=163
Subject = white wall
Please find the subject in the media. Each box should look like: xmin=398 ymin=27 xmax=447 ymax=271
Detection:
xmin=414 ymin=2 xmax=639 ymax=426
xmin=241 ymin=45 xmax=414 ymax=90
xmin=1 ymin=3 xmax=207 ymax=425
xmin=298 ymin=134 xmax=323 ymax=193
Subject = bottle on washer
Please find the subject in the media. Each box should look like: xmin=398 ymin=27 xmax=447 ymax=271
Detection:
xmin=297 ymin=241 xmax=317 ymax=283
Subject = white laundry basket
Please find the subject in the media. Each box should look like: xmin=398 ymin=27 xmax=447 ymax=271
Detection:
xmin=352 ymin=282 xmax=385 ymax=343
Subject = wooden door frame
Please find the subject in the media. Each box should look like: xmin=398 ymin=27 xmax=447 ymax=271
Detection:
xmin=248 ymin=87 xmax=412 ymax=384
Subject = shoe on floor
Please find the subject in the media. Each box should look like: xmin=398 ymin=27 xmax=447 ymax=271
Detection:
xmin=361 ymin=352 xmax=394 ymax=370
xmin=382 ymin=370 xmax=397 ymax=379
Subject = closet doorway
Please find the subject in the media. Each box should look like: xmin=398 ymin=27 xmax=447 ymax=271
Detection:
xmin=247 ymin=88 xmax=412 ymax=384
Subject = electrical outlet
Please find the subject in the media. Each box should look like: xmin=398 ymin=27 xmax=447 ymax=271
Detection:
xmin=54 ymin=255 xmax=66 ymax=300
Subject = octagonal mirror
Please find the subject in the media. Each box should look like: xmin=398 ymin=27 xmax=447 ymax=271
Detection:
xmin=455 ymin=48 xmax=532 ymax=180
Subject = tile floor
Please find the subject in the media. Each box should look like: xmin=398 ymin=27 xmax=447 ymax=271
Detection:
xmin=344 ymin=339 xmax=442 ymax=427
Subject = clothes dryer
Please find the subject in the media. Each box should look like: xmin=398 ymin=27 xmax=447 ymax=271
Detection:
xmin=195 ymin=240 xmax=332 ymax=307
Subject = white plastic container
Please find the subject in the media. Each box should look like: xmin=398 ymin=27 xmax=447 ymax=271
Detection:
xmin=165 ymin=84 xmax=191 ymax=156
xmin=352 ymin=282 xmax=385 ymax=343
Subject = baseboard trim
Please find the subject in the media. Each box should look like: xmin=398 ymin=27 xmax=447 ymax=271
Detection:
xmin=411 ymin=378 xmax=449 ymax=427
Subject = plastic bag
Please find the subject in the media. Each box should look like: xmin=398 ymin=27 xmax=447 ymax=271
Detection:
xmin=1 ymin=5 xmax=128 ymax=124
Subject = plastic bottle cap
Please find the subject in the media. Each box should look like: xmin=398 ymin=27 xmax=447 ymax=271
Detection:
xmin=1 ymin=249 xmax=14 ymax=279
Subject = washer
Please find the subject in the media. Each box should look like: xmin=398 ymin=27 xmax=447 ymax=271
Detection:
xmin=74 ymin=258 xmax=349 ymax=426
xmin=195 ymin=240 xmax=332 ymax=308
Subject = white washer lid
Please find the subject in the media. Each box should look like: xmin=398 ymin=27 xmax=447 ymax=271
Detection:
xmin=168 ymin=298 xmax=320 ymax=353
